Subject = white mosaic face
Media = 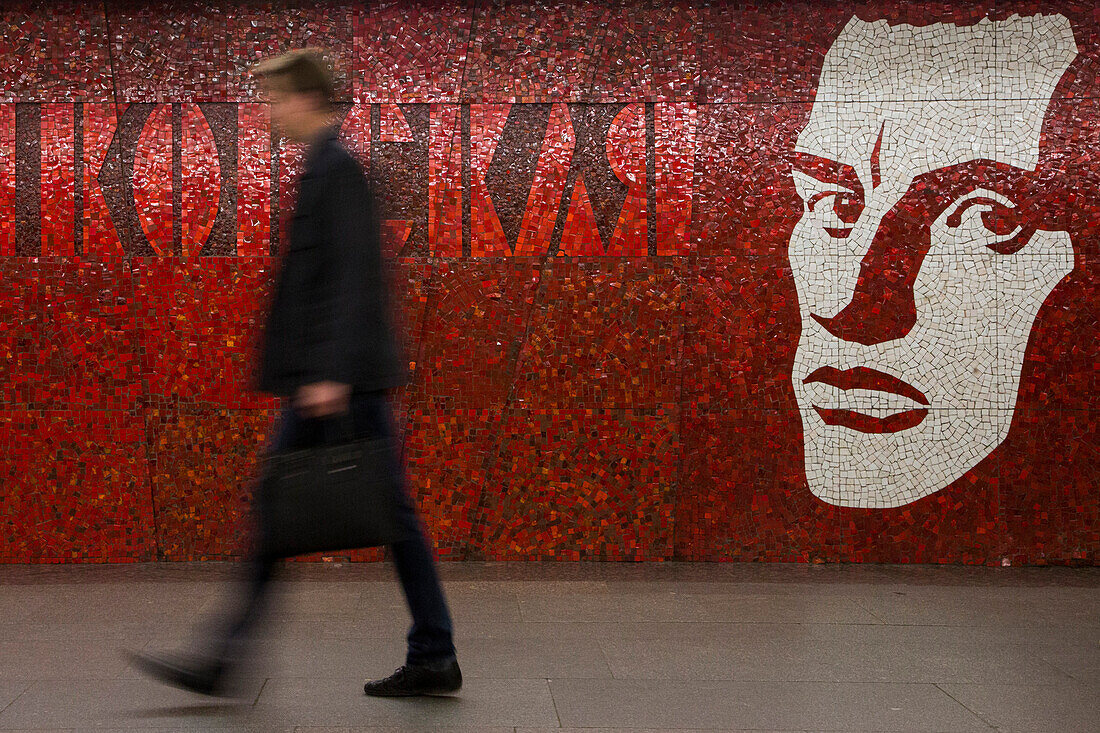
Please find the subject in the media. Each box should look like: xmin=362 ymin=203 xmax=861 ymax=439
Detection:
xmin=789 ymin=15 xmax=1078 ymax=508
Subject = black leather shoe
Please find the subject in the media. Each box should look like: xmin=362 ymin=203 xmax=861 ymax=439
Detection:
xmin=363 ymin=657 xmax=462 ymax=697
xmin=126 ymin=649 xmax=227 ymax=697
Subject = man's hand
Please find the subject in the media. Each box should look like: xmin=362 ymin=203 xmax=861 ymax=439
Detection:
xmin=293 ymin=380 xmax=351 ymax=418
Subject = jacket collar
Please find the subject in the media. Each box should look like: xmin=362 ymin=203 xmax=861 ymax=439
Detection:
xmin=303 ymin=122 xmax=340 ymax=174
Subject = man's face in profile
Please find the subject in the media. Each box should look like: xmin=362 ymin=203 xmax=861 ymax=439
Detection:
xmin=789 ymin=14 xmax=1078 ymax=508
xmin=261 ymin=80 xmax=321 ymax=143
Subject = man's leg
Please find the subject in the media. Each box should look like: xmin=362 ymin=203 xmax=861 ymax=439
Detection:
xmin=354 ymin=390 xmax=460 ymax=695
xmin=130 ymin=400 xmax=304 ymax=695
xmin=206 ymin=400 xmax=309 ymax=659
xmin=390 ymin=512 xmax=457 ymax=665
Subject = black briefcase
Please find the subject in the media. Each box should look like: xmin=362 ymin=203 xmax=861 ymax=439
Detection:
xmin=257 ymin=411 xmax=411 ymax=559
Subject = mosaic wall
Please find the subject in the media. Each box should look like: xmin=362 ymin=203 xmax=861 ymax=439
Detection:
xmin=1 ymin=1 xmax=1098 ymax=564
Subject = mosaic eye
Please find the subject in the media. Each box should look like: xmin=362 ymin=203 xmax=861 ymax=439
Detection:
xmin=807 ymin=191 xmax=861 ymax=238
xmin=944 ymin=191 xmax=1032 ymax=254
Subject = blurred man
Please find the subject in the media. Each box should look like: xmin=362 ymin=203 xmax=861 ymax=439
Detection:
xmin=130 ymin=48 xmax=461 ymax=698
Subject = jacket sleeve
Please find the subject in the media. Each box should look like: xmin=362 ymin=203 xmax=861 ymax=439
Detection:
xmin=304 ymin=162 xmax=379 ymax=385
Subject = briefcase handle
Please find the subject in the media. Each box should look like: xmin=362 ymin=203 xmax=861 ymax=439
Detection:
xmin=320 ymin=408 xmax=358 ymax=445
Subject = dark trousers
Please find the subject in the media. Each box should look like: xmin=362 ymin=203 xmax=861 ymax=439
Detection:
xmin=214 ymin=389 xmax=456 ymax=666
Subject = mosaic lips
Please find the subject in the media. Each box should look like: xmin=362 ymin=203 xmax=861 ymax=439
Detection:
xmin=804 ymin=366 xmax=930 ymax=434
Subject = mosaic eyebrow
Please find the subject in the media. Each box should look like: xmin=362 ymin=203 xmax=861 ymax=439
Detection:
xmin=790 ymin=151 xmax=864 ymax=199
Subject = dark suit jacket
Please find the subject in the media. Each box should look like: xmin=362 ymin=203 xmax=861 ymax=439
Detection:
xmin=256 ymin=124 xmax=407 ymax=398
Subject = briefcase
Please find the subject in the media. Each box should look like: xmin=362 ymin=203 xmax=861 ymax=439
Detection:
xmin=257 ymin=410 xmax=412 ymax=559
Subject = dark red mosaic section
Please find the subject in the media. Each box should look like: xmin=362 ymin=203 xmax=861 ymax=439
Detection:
xmin=146 ymin=406 xmax=275 ymax=560
xmin=463 ymin=1 xmax=610 ymax=103
xmin=0 ymin=408 xmax=156 ymax=562
xmin=512 ymin=258 xmax=684 ymax=409
xmin=227 ymin=0 xmax=355 ymax=103
xmin=0 ymin=1 xmax=1097 ymax=566
xmin=0 ymin=2 xmax=113 ymax=103
xmin=131 ymin=257 xmax=278 ymax=410
xmin=108 ymin=1 xmax=228 ymax=103
xmin=355 ymin=1 xmax=473 ymax=103
xmin=473 ymin=406 xmax=679 ymax=561
xmin=402 ymin=404 xmax=498 ymax=560
xmin=409 ymin=259 xmax=544 ymax=409
xmin=681 ymin=256 xmax=800 ymax=412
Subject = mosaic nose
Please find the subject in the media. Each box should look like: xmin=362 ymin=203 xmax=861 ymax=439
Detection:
xmin=811 ymin=203 xmax=929 ymax=346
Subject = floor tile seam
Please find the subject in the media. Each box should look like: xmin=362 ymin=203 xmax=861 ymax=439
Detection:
xmin=1020 ymin=654 xmax=1085 ymax=685
xmin=932 ymin=682 xmax=999 ymax=730
xmin=251 ymin=676 xmax=269 ymax=707
xmin=593 ymin=636 xmax=622 ymax=682
xmin=935 ymin=680 xmax=1093 ymax=689
xmin=515 ymin=620 xmax=905 ymax=626
xmin=549 ymin=679 xmax=1018 ymax=688
xmin=589 ymin=673 xmax=1079 ymax=686
xmin=1053 ymin=665 xmax=1098 ymax=685
xmin=0 ymin=682 xmax=30 ymax=718
xmin=545 ymin=673 xmax=564 ymax=729
xmin=256 ymin=675 xmax=583 ymax=681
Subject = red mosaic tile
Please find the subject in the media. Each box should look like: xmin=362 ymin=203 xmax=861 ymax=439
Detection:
xmin=0 ymin=1 xmax=113 ymax=102
xmin=338 ymin=102 xmax=371 ymax=171
xmin=236 ymin=102 xmax=271 ymax=257
xmin=0 ymin=104 xmax=13 ymax=256
xmin=681 ymin=256 xmax=800 ymax=412
xmin=473 ymin=405 xmax=679 ymax=561
xmin=513 ymin=258 xmax=684 ymax=409
xmin=0 ymin=259 xmax=44 ymax=407
xmin=275 ymin=135 xmax=307 ymax=256
xmin=131 ymin=256 xmax=279 ymax=410
xmin=0 ymin=408 xmax=156 ymax=562
xmin=1000 ymin=405 xmax=1100 ymax=565
xmin=0 ymin=257 xmax=144 ymax=411
xmin=131 ymin=104 xmax=174 ymax=256
xmin=691 ymin=103 xmax=812 ymax=257
xmin=109 ymin=0 xmax=228 ymax=103
xmin=40 ymin=103 xmax=75 ymax=256
xmin=227 ymin=0 xmax=355 ymax=103
xmin=402 ymin=402 xmax=499 ymax=560
xmin=697 ymin=1 xmax=855 ymax=103
xmin=675 ymin=407 xmax=829 ymax=562
xmin=582 ymin=0 xmax=697 ymax=102
xmin=146 ymin=406 xmax=276 ymax=560
xmin=514 ymin=102 xmax=574 ymax=256
xmin=389 ymin=257 xmax=433 ymax=384
xmin=34 ymin=257 xmax=144 ymax=410
xmin=606 ymin=103 xmax=648 ymax=257
xmin=180 ymin=103 xmax=221 ymax=256
xmin=409 ymin=259 xmax=544 ymax=409
xmin=82 ymin=103 xmax=127 ymax=256
xmin=654 ymin=102 xmax=695 ymax=256
xmin=469 ymin=104 xmax=513 ymax=257
xmin=355 ymin=1 xmax=473 ymax=103
xmin=463 ymin=0 xmax=608 ymax=103
xmin=428 ymin=104 xmax=463 ymax=257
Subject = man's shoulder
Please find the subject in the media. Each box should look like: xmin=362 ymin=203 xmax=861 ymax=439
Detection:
xmin=313 ymin=138 xmax=366 ymax=181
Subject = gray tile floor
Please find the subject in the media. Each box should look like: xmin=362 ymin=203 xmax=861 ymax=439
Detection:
xmin=0 ymin=562 xmax=1096 ymax=732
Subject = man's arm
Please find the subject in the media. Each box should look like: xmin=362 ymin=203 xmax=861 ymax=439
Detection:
xmin=302 ymin=161 xmax=379 ymax=394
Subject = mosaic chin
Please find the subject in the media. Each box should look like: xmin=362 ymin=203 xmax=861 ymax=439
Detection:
xmin=788 ymin=14 xmax=1079 ymax=508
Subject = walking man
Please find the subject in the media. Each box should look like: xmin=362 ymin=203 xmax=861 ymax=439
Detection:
xmin=130 ymin=49 xmax=461 ymax=698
